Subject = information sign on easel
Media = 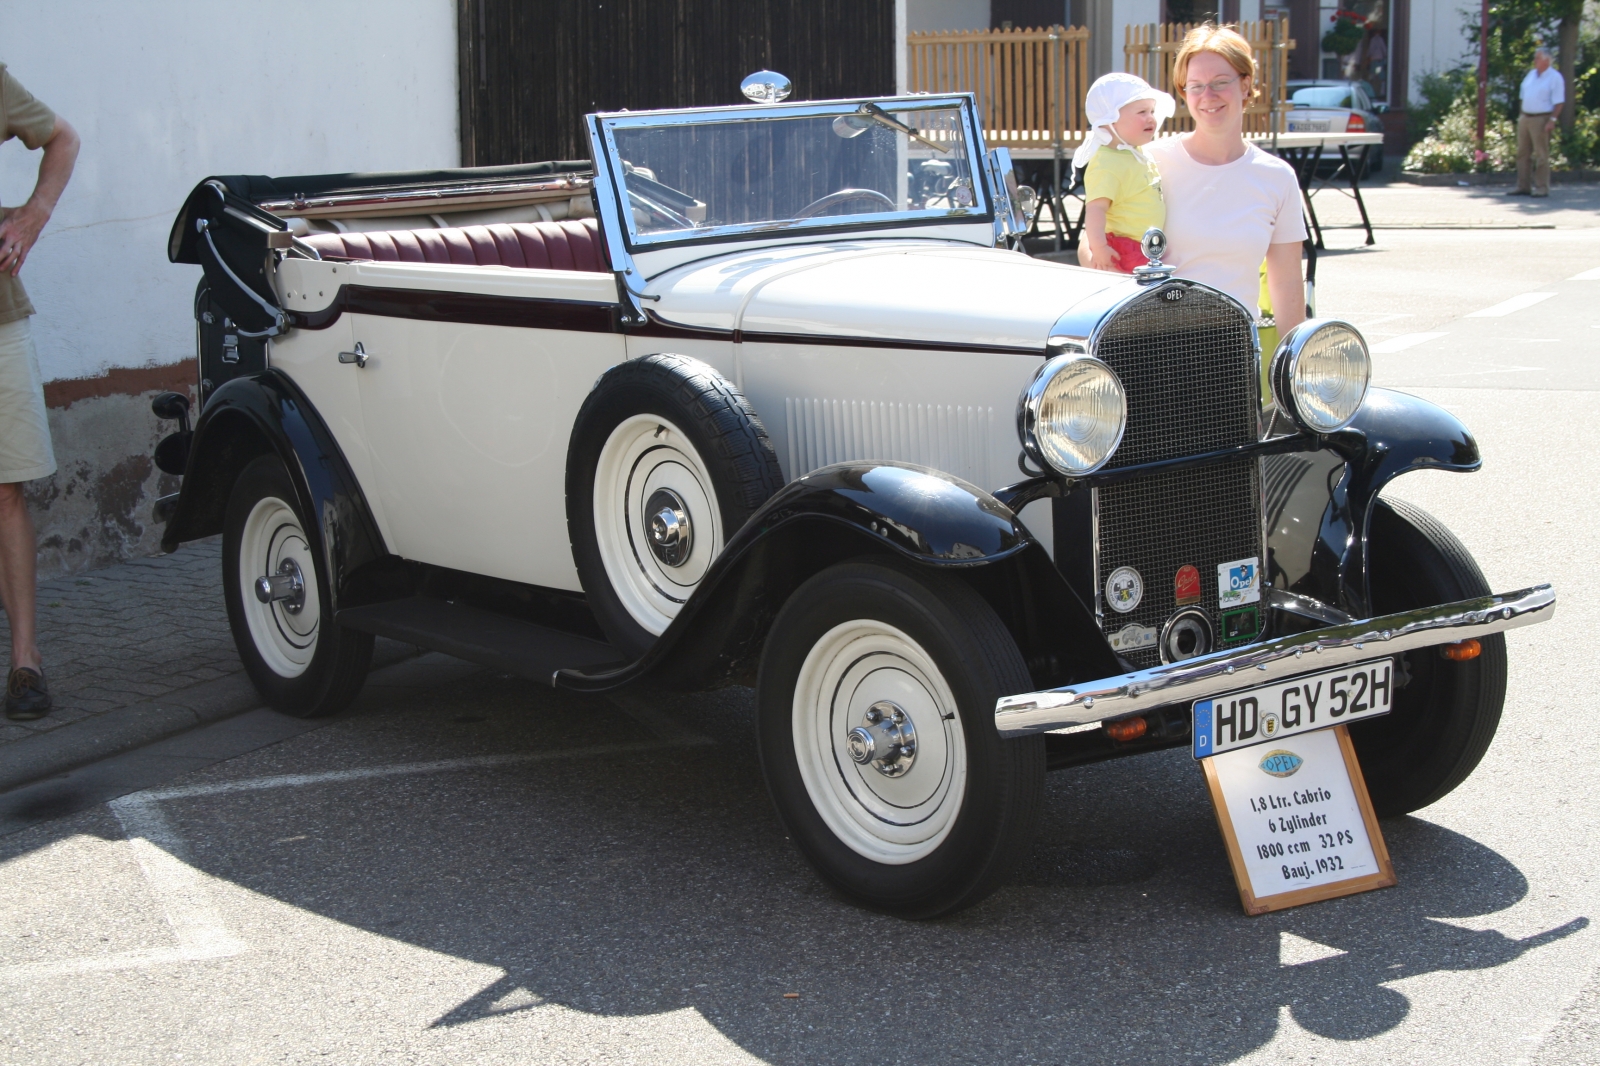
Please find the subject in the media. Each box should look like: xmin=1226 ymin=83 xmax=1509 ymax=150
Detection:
xmin=1199 ymin=723 xmax=1395 ymax=915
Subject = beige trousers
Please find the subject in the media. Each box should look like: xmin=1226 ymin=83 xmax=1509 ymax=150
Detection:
xmin=0 ymin=317 xmax=56 ymax=484
xmin=1516 ymin=113 xmax=1553 ymax=195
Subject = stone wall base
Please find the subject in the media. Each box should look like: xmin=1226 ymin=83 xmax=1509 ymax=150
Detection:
xmin=26 ymin=361 xmax=198 ymax=577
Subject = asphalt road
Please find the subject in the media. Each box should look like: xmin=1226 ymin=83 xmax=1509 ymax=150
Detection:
xmin=3 ymin=211 xmax=1598 ymax=1065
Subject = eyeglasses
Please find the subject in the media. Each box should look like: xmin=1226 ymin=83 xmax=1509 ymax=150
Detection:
xmin=1183 ymin=75 xmax=1241 ymax=97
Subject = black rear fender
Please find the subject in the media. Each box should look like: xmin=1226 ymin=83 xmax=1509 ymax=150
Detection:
xmin=161 ymin=371 xmax=387 ymax=614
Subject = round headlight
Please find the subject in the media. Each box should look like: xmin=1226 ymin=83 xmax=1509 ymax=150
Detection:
xmin=1271 ymin=320 xmax=1371 ymax=434
xmin=1018 ymin=355 xmax=1127 ymax=476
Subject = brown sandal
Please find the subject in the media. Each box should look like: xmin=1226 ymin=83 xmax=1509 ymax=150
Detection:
xmin=5 ymin=667 xmax=51 ymax=721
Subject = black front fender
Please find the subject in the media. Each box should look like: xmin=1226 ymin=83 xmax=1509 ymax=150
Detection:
xmin=1280 ymin=387 xmax=1481 ymax=617
xmin=558 ymin=461 xmax=1120 ymax=692
xmin=161 ymin=370 xmax=387 ymax=614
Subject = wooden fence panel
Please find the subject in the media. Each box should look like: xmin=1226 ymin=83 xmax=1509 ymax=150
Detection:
xmin=907 ymin=26 xmax=1091 ymax=150
xmin=1124 ymin=20 xmax=1294 ymax=135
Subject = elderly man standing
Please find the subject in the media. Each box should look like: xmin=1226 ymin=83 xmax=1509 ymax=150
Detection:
xmin=1509 ymin=48 xmax=1565 ymax=197
xmin=0 ymin=64 xmax=78 ymax=720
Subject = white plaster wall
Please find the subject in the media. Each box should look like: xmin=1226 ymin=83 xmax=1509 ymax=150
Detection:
xmin=1407 ymin=0 xmax=1474 ymax=86
xmin=1110 ymin=0 xmax=1163 ymax=73
xmin=1239 ymin=0 xmax=1263 ymax=21
xmin=0 ymin=0 xmax=459 ymax=385
xmin=906 ymin=0 xmax=993 ymax=32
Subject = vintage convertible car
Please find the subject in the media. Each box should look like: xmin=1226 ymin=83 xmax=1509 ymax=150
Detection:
xmin=156 ymin=77 xmax=1552 ymax=917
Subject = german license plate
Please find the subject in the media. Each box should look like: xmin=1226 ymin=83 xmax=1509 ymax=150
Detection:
xmin=1192 ymin=658 xmax=1394 ymax=759
xmin=1289 ymin=120 xmax=1331 ymax=132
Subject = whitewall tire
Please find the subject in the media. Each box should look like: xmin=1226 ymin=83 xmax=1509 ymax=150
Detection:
xmin=222 ymin=455 xmax=373 ymax=717
xmin=758 ymin=560 xmax=1045 ymax=918
xmin=592 ymin=414 xmax=723 ymax=638
xmin=567 ymin=354 xmax=784 ymax=659
xmin=792 ymin=618 xmax=966 ymax=865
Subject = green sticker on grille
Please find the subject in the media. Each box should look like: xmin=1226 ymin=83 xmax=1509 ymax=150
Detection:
xmin=1220 ymin=605 xmax=1260 ymax=645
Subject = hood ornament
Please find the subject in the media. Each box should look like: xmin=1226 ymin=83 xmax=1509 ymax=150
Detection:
xmin=1133 ymin=227 xmax=1173 ymax=284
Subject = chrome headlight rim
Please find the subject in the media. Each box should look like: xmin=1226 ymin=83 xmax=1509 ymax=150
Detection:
xmin=1270 ymin=318 xmax=1372 ymax=435
xmin=1018 ymin=353 xmax=1128 ymax=477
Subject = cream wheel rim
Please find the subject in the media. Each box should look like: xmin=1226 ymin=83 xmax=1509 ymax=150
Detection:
xmin=238 ymin=495 xmax=319 ymax=678
xmin=792 ymin=619 xmax=966 ymax=865
xmin=593 ymin=414 xmax=723 ymax=636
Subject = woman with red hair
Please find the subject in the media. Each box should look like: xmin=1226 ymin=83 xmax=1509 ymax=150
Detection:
xmin=1146 ymin=25 xmax=1307 ymax=348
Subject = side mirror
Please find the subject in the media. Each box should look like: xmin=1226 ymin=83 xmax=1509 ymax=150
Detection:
xmin=152 ymin=391 xmax=191 ymax=433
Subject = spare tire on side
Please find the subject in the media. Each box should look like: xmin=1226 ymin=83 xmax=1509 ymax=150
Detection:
xmin=566 ymin=353 xmax=785 ymax=659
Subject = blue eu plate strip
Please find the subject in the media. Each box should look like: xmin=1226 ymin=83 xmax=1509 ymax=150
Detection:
xmin=1192 ymin=700 xmax=1213 ymax=759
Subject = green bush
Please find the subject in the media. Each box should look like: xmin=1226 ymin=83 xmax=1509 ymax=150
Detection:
xmin=1409 ymin=68 xmax=1476 ymax=141
xmin=1403 ymin=90 xmax=1577 ymax=171
xmin=1402 ymin=0 xmax=1598 ymax=170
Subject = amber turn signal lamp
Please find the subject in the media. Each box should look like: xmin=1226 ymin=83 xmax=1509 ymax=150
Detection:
xmin=1104 ymin=716 xmax=1148 ymax=742
xmin=1441 ymin=639 xmax=1481 ymax=662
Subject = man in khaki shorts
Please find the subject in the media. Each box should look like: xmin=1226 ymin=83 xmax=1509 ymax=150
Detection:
xmin=0 ymin=65 xmax=78 ymax=720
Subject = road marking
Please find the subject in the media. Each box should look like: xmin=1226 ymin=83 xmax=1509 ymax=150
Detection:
xmin=1568 ymin=266 xmax=1600 ymax=281
xmin=141 ymin=739 xmax=709 ymax=802
xmin=1467 ymin=292 xmax=1558 ymax=317
xmin=0 ymin=738 xmax=708 ymax=982
xmin=1370 ymin=332 xmax=1448 ymax=353
xmin=0 ymin=796 xmax=246 ymax=983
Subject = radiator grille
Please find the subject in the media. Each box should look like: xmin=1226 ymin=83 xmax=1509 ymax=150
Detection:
xmin=1096 ymin=457 xmax=1263 ymax=668
xmin=1094 ymin=283 xmax=1259 ymax=469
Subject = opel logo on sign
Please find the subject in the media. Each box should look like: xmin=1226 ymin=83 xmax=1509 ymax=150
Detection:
xmin=1162 ymin=288 xmax=1184 ymax=302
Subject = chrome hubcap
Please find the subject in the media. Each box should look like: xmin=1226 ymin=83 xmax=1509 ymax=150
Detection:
xmin=646 ymin=487 xmax=693 ymax=567
xmin=845 ymin=701 xmax=918 ymax=778
xmin=254 ymin=558 xmax=306 ymax=614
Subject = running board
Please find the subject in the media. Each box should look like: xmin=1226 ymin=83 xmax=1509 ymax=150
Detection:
xmin=336 ymin=597 xmax=624 ymax=685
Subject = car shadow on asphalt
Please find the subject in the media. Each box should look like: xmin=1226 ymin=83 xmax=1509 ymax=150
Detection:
xmin=2 ymin=671 xmax=1586 ymax=1064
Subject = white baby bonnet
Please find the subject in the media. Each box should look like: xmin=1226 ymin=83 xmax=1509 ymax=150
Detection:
xmin=1070 ymin=72 xmax=1177 ymax=174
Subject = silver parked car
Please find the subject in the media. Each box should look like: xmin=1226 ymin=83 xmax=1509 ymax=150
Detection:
xmin=1287 ymin=79 xmax=1387 ymax=174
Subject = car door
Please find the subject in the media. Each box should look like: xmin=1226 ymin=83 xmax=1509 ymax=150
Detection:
xmin=344 ymin=263 xmax=626 ymax=591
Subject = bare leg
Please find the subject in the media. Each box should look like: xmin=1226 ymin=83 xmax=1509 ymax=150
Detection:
xmin=0 ymin=482 xmax=40 ymax=672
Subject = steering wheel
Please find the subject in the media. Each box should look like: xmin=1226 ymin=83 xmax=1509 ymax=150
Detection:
xmin=794 ymin=188 xmax=896 ymax=219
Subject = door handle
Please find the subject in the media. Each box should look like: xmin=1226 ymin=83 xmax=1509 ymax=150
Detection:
xmin=338 ymin=342 xmax=368 ymax=369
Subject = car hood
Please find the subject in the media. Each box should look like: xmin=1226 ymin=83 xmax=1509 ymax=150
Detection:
xmin=643 ymin=240 xmax=1130 ymax=350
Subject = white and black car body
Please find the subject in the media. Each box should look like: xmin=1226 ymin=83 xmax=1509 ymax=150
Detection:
xmin=156 ymin=89 xmax=1552 ymax=916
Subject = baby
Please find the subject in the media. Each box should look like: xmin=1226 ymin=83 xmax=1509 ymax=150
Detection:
xmin=1072 ymin=73 xmax=1176 ymax=274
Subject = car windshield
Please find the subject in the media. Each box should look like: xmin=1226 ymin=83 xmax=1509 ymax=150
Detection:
xmin=599 ymin=99 xmax=983 ymax=247
xmin=1291 ymin=87 xmax=1355 ymax=108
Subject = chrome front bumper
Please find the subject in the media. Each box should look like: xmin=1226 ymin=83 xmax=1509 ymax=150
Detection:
xmin=994 ymin=584 xmax=1555 ymax=738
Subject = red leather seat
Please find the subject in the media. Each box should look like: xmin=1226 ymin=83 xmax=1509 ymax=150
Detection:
xmin=301 ymin=217 xmax=608 ymax=273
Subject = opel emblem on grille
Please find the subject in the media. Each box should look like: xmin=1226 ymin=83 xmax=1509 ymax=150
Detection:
xmin=1162 ymin=288 xmax=1184 ymax=302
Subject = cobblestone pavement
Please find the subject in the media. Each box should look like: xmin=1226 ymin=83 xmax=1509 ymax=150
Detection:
xmin=0 ymin=539 xmax=236 ymax=748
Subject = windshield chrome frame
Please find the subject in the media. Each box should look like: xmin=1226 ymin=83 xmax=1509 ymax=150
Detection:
xmin=588 ymin=94 xmax=994 ymax=256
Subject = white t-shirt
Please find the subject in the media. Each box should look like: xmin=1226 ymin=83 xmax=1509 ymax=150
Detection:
xmin=1519 ymin=68 xmax=1565 ymax=114
xmin=1145 ymin=138 xmax=1307 ymax=314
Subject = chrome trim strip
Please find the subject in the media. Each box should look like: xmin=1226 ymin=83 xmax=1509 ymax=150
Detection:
xmin=993 ymin=584 xmax=1555 ymax=737
xmin=586 ymin=113 xmax=646 ymax=323
xmin=256 ymin=177 xmax=592 ymax=217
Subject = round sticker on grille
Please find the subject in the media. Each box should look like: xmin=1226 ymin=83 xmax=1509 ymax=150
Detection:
xmin=1106 ymin=566 xmax=1144 ymax=614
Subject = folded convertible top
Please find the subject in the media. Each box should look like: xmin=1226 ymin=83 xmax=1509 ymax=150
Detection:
xmin=200 ymin=160 xmax=593 ymax=205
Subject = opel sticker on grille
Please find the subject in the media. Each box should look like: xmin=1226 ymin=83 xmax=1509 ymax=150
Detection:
xmin=1218 ymin=557 xmax=1261 ymax=607
xmin=1174 ymin=564 xmax=1201 ymax=605
xmin=1109 ymin=622 xmax=1158 ymax=652
xmin=1106 ymin=566 xmax=1144 ymax=613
